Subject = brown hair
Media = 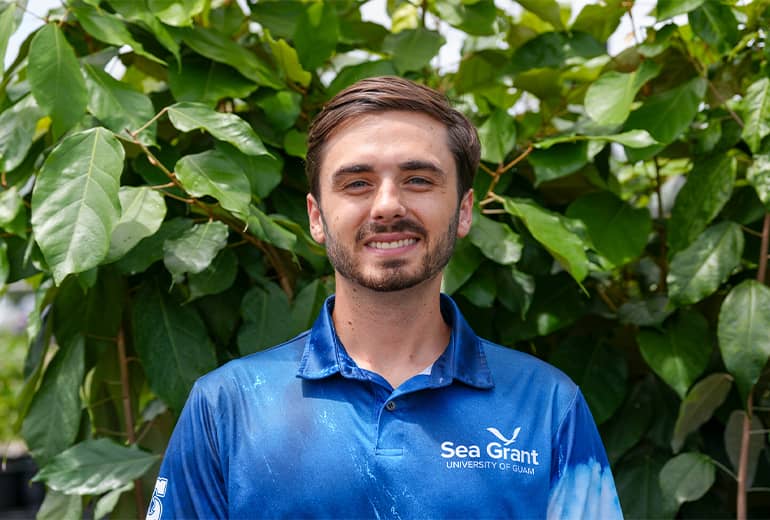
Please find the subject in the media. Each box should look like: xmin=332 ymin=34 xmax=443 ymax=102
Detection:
xmin=306 ymin=76 xmax=480 ymax=201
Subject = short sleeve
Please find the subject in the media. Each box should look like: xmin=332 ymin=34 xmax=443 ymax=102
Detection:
xmin=146 ymin=382 xmax=227 ymax=520
xmin=546 ymin=389 xmax=624 ymax=519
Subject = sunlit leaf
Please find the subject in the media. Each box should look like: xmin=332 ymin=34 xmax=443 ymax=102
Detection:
xmin=689 ymin=1 xmax=740 ymax=54
xmin=469 ymin=209 xmax=522 ymax=265
xmin=657 ymin=0 xmax=706 ymax=20
xmin=105 ymin=187 xmax=166 ymax=264
xmin=167 ymin=102 xmax=268 ymax=156
xmin=478 ymin=109 xmax=517 ymax=164
xmin=148 ymin=0 xmax=205 ymax=26
xmin=741 ymin=78 xmax=770 ymax=153
xmin=265 ymin=32 xmax=311 ymax=88
xmin=163 ymin=220 xmax=229 ymax=283
xmin=746 ymin=154 xmax=770 ymax=211
xmin=175 ymin=149 xmax=251 ymax=218
xmin=585 ymin=61 xmax=661 ymax=126
xmin=659 ymin=453 xmax=715 ymax=510
xmin=294 ymin=1 xmax=338 ymax=70
xmin=0 ymin=95 xmax=41 ymax=173
xmin=383 ymin=28 xmax=444 ymax=74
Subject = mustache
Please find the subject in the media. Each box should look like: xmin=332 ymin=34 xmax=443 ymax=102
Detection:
xmin=355 ymin=219 xmax=427 ymax=242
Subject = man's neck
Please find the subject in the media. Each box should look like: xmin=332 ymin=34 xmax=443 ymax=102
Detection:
xmin=331 ymin=275 xmax=450 ymax=389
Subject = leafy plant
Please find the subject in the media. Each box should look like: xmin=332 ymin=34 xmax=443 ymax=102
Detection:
xmin=1 ymin=0 xmax=769 ymax=518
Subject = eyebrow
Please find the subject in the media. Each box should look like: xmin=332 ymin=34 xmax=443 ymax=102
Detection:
xmin=332 ymin=160 xmax=446 ymax=180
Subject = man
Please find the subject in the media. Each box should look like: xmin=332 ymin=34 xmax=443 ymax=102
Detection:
xmin=147 ymin=76 xmax=623 ymax=519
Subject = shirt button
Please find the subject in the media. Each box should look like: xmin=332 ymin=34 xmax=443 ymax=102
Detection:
xmin=385 ymin=401 xmax=396 ymax=411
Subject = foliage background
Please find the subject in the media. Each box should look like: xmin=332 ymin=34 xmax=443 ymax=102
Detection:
xmin=1 ymin=0 xmax=770 ymax=517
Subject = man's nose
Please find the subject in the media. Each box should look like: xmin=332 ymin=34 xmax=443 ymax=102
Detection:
xmin=370 ymin=181 xmax=406 ymax=221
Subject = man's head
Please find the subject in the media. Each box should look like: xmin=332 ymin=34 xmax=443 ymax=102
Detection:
xmin=306 ymin=76 xmax=480 ymax=202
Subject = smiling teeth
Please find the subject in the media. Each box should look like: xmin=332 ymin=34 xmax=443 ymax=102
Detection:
xmin=370 ymin=239 xmax=417 ymax=249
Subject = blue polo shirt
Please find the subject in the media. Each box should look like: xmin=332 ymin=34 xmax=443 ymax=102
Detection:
xmin=148 ymin=295 xmax=623 ymax=519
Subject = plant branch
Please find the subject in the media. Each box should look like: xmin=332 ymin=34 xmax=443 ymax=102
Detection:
xmin=758 ymin=213 xmax=770 ymax=284
xmin=129 ymin=109 xmax=168 ymax=141
xmin=117 ymin=327 xmax=145 ymax=516
xmin=484 ymin=145 xmax=533 ymax=201
xmin=737 ymin=394 xmax=752 ymax=520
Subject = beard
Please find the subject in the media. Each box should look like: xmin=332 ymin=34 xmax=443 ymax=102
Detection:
xmin=321 ymin=209 xmax=460 ymax=292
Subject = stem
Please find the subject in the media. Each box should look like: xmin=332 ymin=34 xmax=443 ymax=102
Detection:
xmin=129 ymin=108 xmax=168 ymax=141
xmin=484 ymin=145 xmax=533 ymax=200
xmin=653 ymin=158 xmax=667 ymax=290
xmin=118 ymin=328 xmax=145 ymax=516
xmin=711 ymin=458 xmax=737 ymax=481
xmin=758 ymin=213 xmax=770 ymax=284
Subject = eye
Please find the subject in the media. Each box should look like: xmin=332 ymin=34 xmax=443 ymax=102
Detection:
xmin=345 ymin=179 xmax=370 ymax=190
xmin=407 ymin=176 xmax=432 ymax=186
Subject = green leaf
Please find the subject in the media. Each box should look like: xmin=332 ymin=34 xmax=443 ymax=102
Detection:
xmin=724 ymin=410 xmax=764 ymax=488
xmin=107 ymin=0 xmax=180 ymax=63
xmin=294 ymin=1 xmax=339 ymax=70
xmin=33 ymin=438 xmax=159 ymax=495
xmin=615 ymin=453 xmax=677 ymax=520
xmin=31 ymin=127 xmax=124 ymax=284
xmin=668 ymin=155 xmax=736 ymax=252
xmin=689 ymin=1 xmax=740 ymax=54
xmin=249 ymin=0 xmax=305 ymax=38
xmin=618 ymin=295 xmax=674 ymax=327
xmin=741 ymin=78 xmax=770 ymax=153
xmin=94 ymin=483 xmax=133 ymax=520
xmin=747 ymin=154 xmax=770 ymax=210
xmin=517 ymin=0 xmax=563 ymax=29
xmin=660 ymin=453 xmax=715 ymax=511
xmin=432 ymin=0 xmax=497 ymax=36
xmin=327 ymin=60 xmax=397 ymax=96
xmin=255 ymin=90 xmax=303 ymax=131
xmin=247 ymin=206 xmax=297 ymax=252
xmin=585 ymin=61 xmax=661 ymax=126
xmin=478 ymin=109 xmax=517 ymax=164
xmin=163 ymin=220 xmax=229 ymax=284
xmin=502 ymin=197 xmax=589 ymax=284
xmin=571 ymin=0 xmax=625 ymax=42
xmin=0 ymin=3 xmax=20 ymax=67
xmin=36 ymin=490 xmax=82 ymax=520
xmin=637 ymin=310 xmax=711 ymax=398
xmin=601 ymin=378 xmax=655 ymax=464
xmin=28 ymin=24 xmax=88 ymax=138
xmin=21 ymin=337 xmax=84 ymax=463
xmin=382 ymin=28 xmax=444 ymax=74
xmin=0 ymin=96 xmax=41 ymax=173
xmin=459 ymin=268 xmax=497 ymax=308
xmin=83 ymin=64 xmax=157 ymax=145
xmin=215 ymin=142 xmax=283 ymax=199
xmin=549 ymin=337 xmax=627 ymax=424
xmin=511 ymin=31 xmax=605 ymax=74
xmin=187 ymin=247 xmax=237 ymax=302
xmin=290 ymin=279 xmax=328 ymax=333
xmin=148 ymin=0 xmax=205 ymax=26
xmin=667 ymin=221 xmax=743 ymax=306
xmin=238 ymin=282 xmax=293 ymax=355
xmin=0 ymin=186 xmax=22 ymax=228
xmin=177 ymin=26 xmax=283 ymax=89
xmin=453 ymin=50 xmax=508 ymax=94
xmin=265 ymin=32 xmax=311 ymax=88
xmin=168 ymin=57 xmax=257 ymax=106
xmin=175 ymin=149 xmax=251 ymax=218
xmin=671 ymin=373 xmax=732 ymax=452
xmin=528 ymin=142 xmax=588 ymax=185
xmin=717 ymin=280 xmax=770 ymax=402
xmin=443 ymin=237 xmax=483 ymax=294
xmin=566 ymin=191 xmax=652 ymax=267
xmin=497 ymin=267 xmax=535 ymax=319
xmin=71 ymin=3 xmax=163 ymax=64
xmin=534 ymin=130 xmax=657 ymax=149
xmin=104 ymin=187 xmax=166 ymax=264
xmin=468 ymin=209 xmax=522 ymax=265
xmin=167 ymin=102 xmax=268 ymax=156
xmin=657 ymin=0 xmax=706 ymax=20
xmin=115 ymin=218 xmax=193 ymax=275
xmin=132 ymin=281 xmax=217 ymax=412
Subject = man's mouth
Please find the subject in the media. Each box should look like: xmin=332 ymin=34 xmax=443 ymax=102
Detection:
xmin=368 ymin=238 xmax=418 ymax=250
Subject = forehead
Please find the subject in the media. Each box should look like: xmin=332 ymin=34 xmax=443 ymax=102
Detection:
xmin=318 ymin=111 xmax=455 ymax=178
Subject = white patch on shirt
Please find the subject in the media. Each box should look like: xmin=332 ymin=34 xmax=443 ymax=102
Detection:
xmin=546 ymin=459 xmax=623 ymax=519
xmin=146 ymin=477 xmax=168 ymax=520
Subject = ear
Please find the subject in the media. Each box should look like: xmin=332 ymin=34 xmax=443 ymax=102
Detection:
xmin=307 ymin=193 xmax=326 ymax=244
xmin=456 ymin=189 xmax=473 ymax=238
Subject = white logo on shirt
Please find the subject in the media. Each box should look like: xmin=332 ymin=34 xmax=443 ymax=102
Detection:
xmin=485 ymin=426 xmax=521 ymax=445
xmin=146 ymin=477 xmax=167 ymax=520
xmin=440 ymin=426 xmax=538 ymax=474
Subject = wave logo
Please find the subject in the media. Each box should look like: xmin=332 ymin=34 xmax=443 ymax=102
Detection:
xmin=146 ymin=477 xmax=167 ymax=520
xmin=485 ymin=426 xmax=521 ymax=446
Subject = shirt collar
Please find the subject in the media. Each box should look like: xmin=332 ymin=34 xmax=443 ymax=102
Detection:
xmin=296 ymin=294 xmax=494 ymax=390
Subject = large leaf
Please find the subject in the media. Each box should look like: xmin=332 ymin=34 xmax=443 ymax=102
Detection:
xmin=668 ymin=155 xmax=736 ymax=252
xmin=527 ymin=142 xmax=588 ymax=185
xmin=382 ymin=28 xmax=444 ymax=74
xmin=657 ymin=0 xmax=706 ymax=20
xmin=534 ymin=130 xmax=657 ymax=150
xmin=28 ymin=23 xmax=88 ymax=138
xmin=637 ymin=310 xmax=711 ymax=398
xmin=31 ymin=128 xmax=124 ymax=284
xmin=148 ymin=0 xmax=205 ymax=26
xmin=549 ymin=337 xmax=627 ymax=424
xmin=0 ymin=96 xmax=42 ymax=173
xmin=502 ymin=197 xmax=589 ymax=284
xmin=601 ymin=378 xmax=655 ymax=464
xmin=167 ymin=58 xmax=257 ymax=106
xmin=215 ymin=142 xmax=282 ymax=199
xmin=293 ymin=1 xmax=339 ymax=70
xmin=468 ymin=209 xmax=522 ymax=265
xmin=671 ymin=373 xmax=733 ymax=452
xmin=724 ymin=410 xmax=764 ymax=488
xmin=36 ymin=490 xmax=82 ymax=520
xmin=247 ymin=206 xmax=297 ymax=252
xmin=0 ymin=2 xmax=20 ymax=66
xmin=571 ymin=0 xmax=625 ymax=41
xmin=115 ymin=218 xmax=193 ymax=275
xmin=566 ymin=191 xmax=652 ymax=267
xmin=517 ymin=0 xmax=563 ymax=29
xmin=615 ymin=453 xmax=677 ymax=519
xmin=432 ymin=0 xmax=497 ymax=36
xmin=746 ymin=154 xmax=770 ymax=210
xmin=83 ymin=64 xmax=157 ymax=145
xmin=327 ymin=60 xmax=397 ymax=96
xmin=104 ymin=187 xmax=166 ymax=264
xmin=21 ymin=337 xmax=84 ymax=463
xmin=71 ymin=3 xmax=163 ymax=64
xmin=265 ymin=32 xmax=311 ymax=88
xmin=163 ymin=220 xmax=229 ymax=284
xmin=132 ymin=281 xmax=217 ymax=412
xmin=33 ymin=438 xmax=159 ymax=495
xmin=167 ymin=102 xmax=268 ymax=156
xmin=238 ymin=282 xmax=294 ymax=355
xmin=176 ymin=26 xmax=283 ymax=89
xmin=175 ymin=149 xmax=251 ymax=218
xmin=717 ymin=280 xmax=770 ymax=402
xmin=659 ymin=453 xmax=715 ymax=511
xmin=510 ymin=31 xmax=605 ymax=73
xmin=187 ymin=248 xmax=237 ymax=302
xmin=667 ymin=221 xmax=743 ymax=306
xmin=741 ymin=78 xmax=770 ymax=153
xmin=585 ymin=61 xmax=661 ymax=126
xmin=478 ymin=109 xmax=517 ymax=164
xmin=443 ymin=237 xmax=483 ymax=294
xmin=689 ymin=1 xmax=740 ymax=54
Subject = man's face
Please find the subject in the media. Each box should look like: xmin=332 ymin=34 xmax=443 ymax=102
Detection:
xmin=307 ymin=110 xmax=473 ymax=292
